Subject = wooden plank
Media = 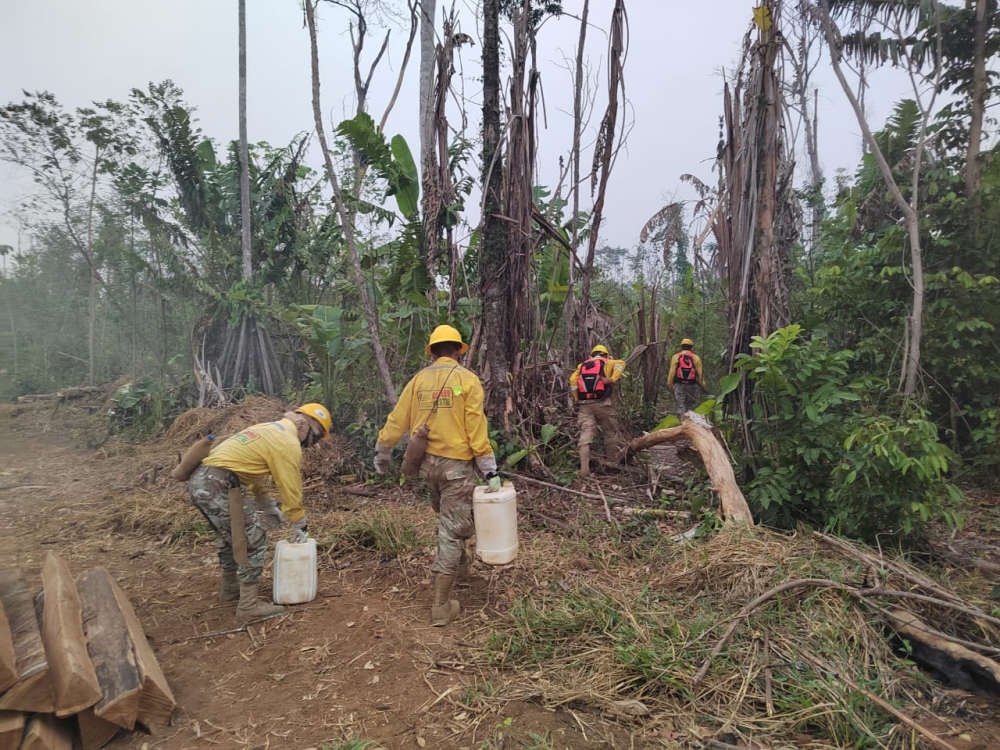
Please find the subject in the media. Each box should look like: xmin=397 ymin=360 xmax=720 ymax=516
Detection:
xmin=0 ymin=712 xmax=24 ymax=750
xmin=0 ymin=571 xmax=54 ymax=713
xmin=107 ymin=579 xmax=175 ymax=727
xmin=39 ymin=552 xmax=101 ymax=717
xmin=0 ymin=603 xmax=17 ymax=692
xmin=18 ymin=715 xmax=72 ymax=750
xmin=76 ymin=709 xmax=119 ymax=750
xmin=75 ymin=568 xmax=142 ymax=730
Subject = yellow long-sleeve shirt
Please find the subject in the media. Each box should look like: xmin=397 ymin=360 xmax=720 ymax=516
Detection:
xmin=377 ymin=357 xmax=492 ymax=460
xmin=667 ymin=350 xmax=705 ymax=388
xmin=202 ymin=418 xmax=306 ymax=523
xmin=570 ymin=356 xmax=626 ymax=401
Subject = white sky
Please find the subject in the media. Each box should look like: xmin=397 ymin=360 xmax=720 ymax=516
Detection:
xmin=0 ymin=0 xmax=916 ymax=254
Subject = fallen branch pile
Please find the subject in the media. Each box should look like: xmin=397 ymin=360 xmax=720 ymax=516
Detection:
xmin=0 ymin=553 xmax=175 ymax=750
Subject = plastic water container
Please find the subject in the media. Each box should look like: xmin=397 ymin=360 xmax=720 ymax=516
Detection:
xmin=473 ymin=482 xmax=519 ymax=565
xmin=272 ymin=538 xmax=318 ymax=604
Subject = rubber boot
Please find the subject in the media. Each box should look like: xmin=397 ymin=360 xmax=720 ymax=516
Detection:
xmin=236 ymin=583 xmax=286 ymax=621
xmin=579 ymin=446 xmax=591 ymax=478
xmin=430 ymin=574 xmax=460 ymax=627
xmin=220 ymin=570 xmax=240 ymax=603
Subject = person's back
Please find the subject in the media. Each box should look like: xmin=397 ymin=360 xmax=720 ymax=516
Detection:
xmin=667 ymin=339 xmax=705 ymax=416
xmin=570 ymin=345 xmax=626 ymax=477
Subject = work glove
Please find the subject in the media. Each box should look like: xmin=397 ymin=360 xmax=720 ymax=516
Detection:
xmin=373 ymin=442 xmax=392 ymax=475
xmin=485 ymin=473 xmax=502 ymax=493
xmin=290 ymin=516 xmax=308 ymax=544
xmin=258 ymin=497 xmax=285 ymax=524
xmin=475 ymin=453 xmax=498 ymax=476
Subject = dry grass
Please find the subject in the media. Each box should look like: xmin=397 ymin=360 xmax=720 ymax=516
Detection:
xmin=472 ymin=524 xmax=1000 ymax=749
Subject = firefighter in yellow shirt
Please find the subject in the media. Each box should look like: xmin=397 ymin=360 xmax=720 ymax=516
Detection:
xmin=373 ymin=325 xmax=498 ymax=627
xmin=667 ymin=338 xmax=706 ymax=416
xmin=188 ymin=403 xmax=331 ymax=620
xmin=570 ymin=345 xmax=626 ymax=477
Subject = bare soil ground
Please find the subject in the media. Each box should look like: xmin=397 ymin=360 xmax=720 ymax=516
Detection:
xmin=0 ymin=401 xmax=644 ymax=750
xmin=2 ymin=397 xmax=999 ymax=750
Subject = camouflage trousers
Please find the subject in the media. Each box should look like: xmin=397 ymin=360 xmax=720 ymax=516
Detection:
xmin=420 ymin=455 xmax=475 ymax=576
xmin=188 ymin=465 xmax=267 ymax=585
xmin=578 ymin=398 xmax=621 ymax=457
xmin=673 ymin=383 xmax=700 ymax=416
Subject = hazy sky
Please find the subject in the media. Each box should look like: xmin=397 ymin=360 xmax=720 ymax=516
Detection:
xmin=0 ymin=0 xmax=916 ymax=253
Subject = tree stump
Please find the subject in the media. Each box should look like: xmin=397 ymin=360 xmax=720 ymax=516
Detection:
xmin=626 ymin=413 xmax=754 ymax=524
xmin=76 ymin=568 xmax=142 ymax=729
xmin=0 ymin=571 xmax=53 ymax=713
xmin=39 ymin=553 xmax=101 ymax=717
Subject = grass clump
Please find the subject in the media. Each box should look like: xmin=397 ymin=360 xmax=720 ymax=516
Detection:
xmin=325 ymin=510 xmax=429 ymax=559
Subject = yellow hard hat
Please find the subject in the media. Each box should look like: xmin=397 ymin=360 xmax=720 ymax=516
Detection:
xmin=680 ymin=338 xmax=695 ymax=348
xmin=591 ymin=344 xmax=609 ymax=356
xmin=295 ymin=403 xmax=332 ymax=440
xmin=426 ymin=324 xmax=469 ymax=356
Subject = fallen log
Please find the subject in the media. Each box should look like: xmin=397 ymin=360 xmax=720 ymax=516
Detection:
xmin=107 ymin=579 xmax=175 ymax=726
xmin=0 ymin=711 xmax=23 ymax=750
xmin=76 ymin=568 xmax=142 ymax=729
xmin=0 ymin=571 xmax=53 ymax=713
xmin=39 ymin=553 xmax=101 ymax=717
xmin=626 ymin=413 xmax=754 ymax=524
xmin=885 ymin=609 xmax=1000 ymax=695
xmin=0 ymin=603 xmax=16 ymax=692
xmin=19 ymin=714 xmax=72 ymax=750
xmin=76 ymin=708 xmax=120 ymax=750
xmin=15 ymin=386 xmax=102 ymax=404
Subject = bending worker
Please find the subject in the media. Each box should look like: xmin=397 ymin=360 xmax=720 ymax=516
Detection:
xmin=570 ymin=344 xmax=626 ymax=478
xmin=667 ymin=338 xmax=706 ymax=416
xmin=187 ymin=403 xmax=331 ymax=621
xmin=373 ymin=325 xmax=499 ymax=627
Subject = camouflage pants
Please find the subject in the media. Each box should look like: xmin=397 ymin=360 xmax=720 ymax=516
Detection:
xmin=673 ymin=383 xmax=700 ymax=416
xmin=188 ymin=465 xmax=267 ymax=585
xmin=578 ymin=398 xmax=621 ymax=456
xmin=420 ymin=455 xmax=475 ymax=576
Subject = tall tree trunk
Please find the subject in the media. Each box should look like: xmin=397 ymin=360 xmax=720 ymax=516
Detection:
xmin=238 ymin=0 xmax=253 ymax=281
xmin=481 ymin=0 xmax=511 ymax=427
xmin=305 ymin=0 xmax=397 ymax=406
xmin=817 ymin=0 xmax=926 ymax=396
xmin=965 ymin=0 xmax=987 ymax=197
xmin=562 ymin=0 xmax=589 ymax=371
xmin=419 ymin=0 xmax=439 ymax=280
xmin=576 ymin=0 xmax=626 ymax=357
xmin=85 ymin=152 xmax=100 ymax=386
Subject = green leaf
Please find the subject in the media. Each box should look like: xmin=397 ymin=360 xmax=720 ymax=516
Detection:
xmin=540 ymin=424 xmax=558 ymax=445
xmin=717 ymin=371 xmax=741 ymax=398
xmin=653 ymin=414 xmax=681 ymax=431
xmin=694 ymin=399 xmax=716 ymax=415
xmin=505 ymin=448 xmax=529 ymax=467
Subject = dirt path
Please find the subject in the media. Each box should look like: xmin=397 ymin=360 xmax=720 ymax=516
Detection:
xmin=0 ymin=404 xmax=638 ymax=750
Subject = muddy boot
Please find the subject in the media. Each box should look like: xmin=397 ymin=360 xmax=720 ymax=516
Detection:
xmin=236 ymin=583 xmax=286 ymax=621
xmin=579 ymin=446 xmax=591 ymax=478
xmin=430 ymin=574 xmax=460 ymax=627
xmin=220 ymin=570 xmax=240 ymax=603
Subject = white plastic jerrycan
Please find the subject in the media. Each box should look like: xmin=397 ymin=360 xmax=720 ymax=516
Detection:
xmin=472 ymin=481 xmax=519 ymax=565
xmin=272 ymin=538 xmax=318 ymax=604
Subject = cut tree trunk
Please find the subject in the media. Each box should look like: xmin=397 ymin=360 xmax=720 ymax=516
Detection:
xmin=107 ymin=579 xmax=175 ymax=727
xmin=19 ymin=714 xmax=72 ymax=750
xmin=0 ymin=603 xmax=16 ymax=692
xmin=76 ymin=708 xmax=120 ymax=750
xmin=0 ymin=570 xmax=53 ymax=713
xmin=76 ymin=568 xmax=142 ymax=729
xmin=39 ymin=553 xmax=101 ymax=717
xmin=626 ymin=413 xmax=754 ymax=524
xmin=885 ymin=609 xmax=1000 ymax=695
xmin=0 ymin=711 xmax=23 ymax=750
